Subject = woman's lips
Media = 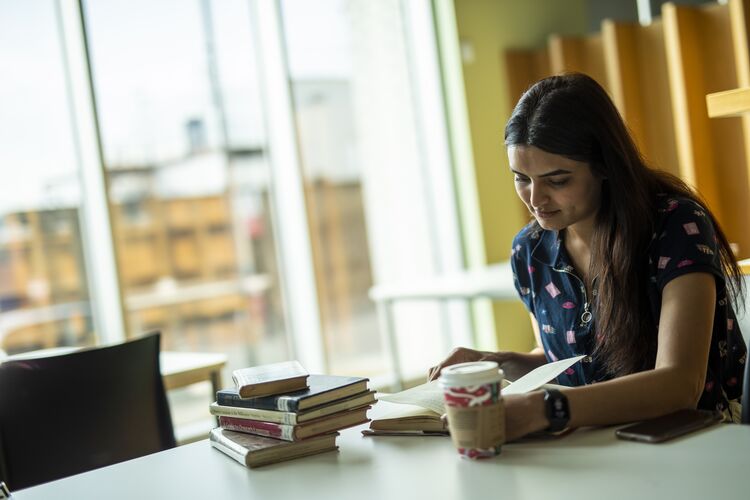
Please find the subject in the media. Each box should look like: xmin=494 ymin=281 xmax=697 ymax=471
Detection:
xmin=534 ymin=209 xmax=560 ymax=219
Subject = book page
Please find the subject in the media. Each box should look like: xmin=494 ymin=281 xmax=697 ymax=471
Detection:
xmin=378 ymin=381 xmax=445 ymax=414
xmin=378 ymin=404 xmax=440 ymax=419
xmin=502 ymin=355 xmax=585 ymax=395
xmin=379 ymin=355 xmax=585 ymax=413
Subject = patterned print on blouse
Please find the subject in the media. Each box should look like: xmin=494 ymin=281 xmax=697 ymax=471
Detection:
xmin=510 ymin=195 xmax=746 ymax=420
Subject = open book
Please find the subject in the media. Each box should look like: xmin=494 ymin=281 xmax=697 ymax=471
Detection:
xmin=364 ymin=355 xmax=585 ymax=436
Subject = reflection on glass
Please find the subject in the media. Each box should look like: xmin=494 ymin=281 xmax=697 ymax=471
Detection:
xmin=0 ymin=0 xmax=94 ymax=355
xmin=280 ymin=0 xmax=386 ymax=376
xmin=84 ymin=0 xmax=289 ymax=375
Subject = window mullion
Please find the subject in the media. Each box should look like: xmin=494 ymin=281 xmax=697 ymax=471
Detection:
xmin=249 ymin=0 xmax=327 ymax=372
xmin=56 ymin=0 xmax=127 ymax=344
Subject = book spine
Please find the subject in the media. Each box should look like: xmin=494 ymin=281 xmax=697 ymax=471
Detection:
xmin=277 ymin=397 xmax=298 ymax=412
xmin=215 ymin=392 xmax=301 ymax=412
xmin=210 ymin=405 xmax=298 ymax=424
xmin=216 ymin=392 xmax=280 ymax=411
xmin=219 ymin=416 xmax=295 ymax=441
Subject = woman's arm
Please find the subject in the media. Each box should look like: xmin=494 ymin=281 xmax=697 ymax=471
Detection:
xmin=428 ymin=313 xmax=547 ymax=382
xmin=504 ymin=272 xmax=716 ymax=441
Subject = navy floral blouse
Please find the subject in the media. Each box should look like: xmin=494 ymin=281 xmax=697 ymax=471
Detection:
xmin=511 ymin=195 xmax=746 ymax=421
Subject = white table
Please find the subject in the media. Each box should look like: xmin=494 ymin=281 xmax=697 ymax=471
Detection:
xmin=369 ymin=262 xmax=517 ymax=389
xmin=13 ymin=401 xmax=749 ymax=500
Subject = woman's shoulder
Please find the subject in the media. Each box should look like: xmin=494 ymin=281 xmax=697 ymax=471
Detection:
xmin=655 ymin=194 xmax=708 ymax=218
xmin=653 ymin=194 xmax=714 ymax=233
xmin=649 ymin=194 xmax=720 ymax=270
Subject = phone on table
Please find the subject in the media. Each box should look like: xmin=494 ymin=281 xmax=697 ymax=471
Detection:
xmin=615 ymin=409 xmax=722 ymax=444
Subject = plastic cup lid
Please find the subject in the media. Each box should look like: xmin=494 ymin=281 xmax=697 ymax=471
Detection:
xmin=438 ymin=361 xmax=504 ymax=387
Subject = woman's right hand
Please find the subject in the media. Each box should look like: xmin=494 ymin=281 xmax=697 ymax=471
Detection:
xmin=427 ymin=347 xmax=512 ymax=381
xmin=428 ymin=347 xmax=547 ymax=382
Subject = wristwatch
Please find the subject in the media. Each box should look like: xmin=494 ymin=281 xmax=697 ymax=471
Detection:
xmin=543 ymin=389 xmax=570 ymax=432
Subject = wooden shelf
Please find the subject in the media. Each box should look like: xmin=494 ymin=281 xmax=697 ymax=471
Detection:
xmin=707 ymin=87 xmax=750 ymax=117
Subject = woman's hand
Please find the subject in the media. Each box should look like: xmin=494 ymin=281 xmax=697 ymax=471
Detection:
xmin=502 ymin=392 xmax=548 ymax=442
xmin=427 ymin=347 xmax=513 ymax=381
xmin=428 ymin=347 xmax=546 ymax=382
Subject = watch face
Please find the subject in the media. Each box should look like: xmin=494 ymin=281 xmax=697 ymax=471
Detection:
xmin=545 ymin=390 xmax=569 ymax=431
xmin=552 ymin=398 xmax=566 ymax=417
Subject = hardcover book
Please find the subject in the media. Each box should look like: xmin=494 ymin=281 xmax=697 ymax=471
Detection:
xmin=217 ymin=374 xmax=369 ymax=411
xmin=210 ymin=390 xmax=377 ymax=424
xmin=367 ymin=404 xmax=447 ymax=434
xmin=232 ymin=360 xmax=309 ymax=399
xmin=209 ymin=428 xmax=338 ymax=468
xmin=219 ymin=406 xmax=371 ymax=441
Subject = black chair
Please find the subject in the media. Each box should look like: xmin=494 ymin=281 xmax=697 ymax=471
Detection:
xmin=743 ymin=348 xmax=750 ymax=424
xmin=0 ymin=332 xmax=175 ymax=490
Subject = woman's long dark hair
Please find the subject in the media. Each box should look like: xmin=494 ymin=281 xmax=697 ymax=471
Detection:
xmin=505 ymin=73 xmax=744 ymax=377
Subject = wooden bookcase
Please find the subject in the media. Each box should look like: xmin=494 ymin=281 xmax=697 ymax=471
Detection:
xmin=662 ymin=1 xmax=750 ymax=256
xmin=503 ymin=48 xmax=550 ymax=110
xmin=706 ymin=0 xmax=750 ymax=265
xmin=602 ymin=18 xmax=680 ymax=177
xmin=502 ymin=0 xmax=750 ymax=259
xmin=548 ymin=32 xmax=608 ymax=91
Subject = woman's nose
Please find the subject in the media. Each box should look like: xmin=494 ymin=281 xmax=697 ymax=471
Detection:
xmin=529 ymin=183 xmax=548 ymax=208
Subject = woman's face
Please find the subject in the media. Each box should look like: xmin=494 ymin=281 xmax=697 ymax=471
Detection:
xmin=508 ymin=145 xmax=603 ymax=234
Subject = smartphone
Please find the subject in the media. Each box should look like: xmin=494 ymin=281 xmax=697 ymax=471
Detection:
xmin=615 ymin=409 xmax=722 ymax=443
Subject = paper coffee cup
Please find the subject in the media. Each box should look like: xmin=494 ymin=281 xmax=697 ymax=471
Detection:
xmin=439 ymin=361 xmax=505 ymax=459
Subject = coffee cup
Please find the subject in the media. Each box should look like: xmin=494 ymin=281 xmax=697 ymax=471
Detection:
xmin=438 ymin=361 xmax=505 ymax=459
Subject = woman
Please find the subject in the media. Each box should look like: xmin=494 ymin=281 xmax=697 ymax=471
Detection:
xmin=428 ymin=73 xmax=746 ymax=441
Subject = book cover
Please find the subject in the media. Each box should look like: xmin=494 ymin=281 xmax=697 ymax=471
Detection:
xmin=217 ymin=374 xmax=369 ymax=411
xmin=210 ymin=390 xmax=377 ymax=424
xmin=219 ymin=406 xmax=371 ymax=441
xmin=232 ymin=360 xmax=309 ymax=399
xmin=209 ymin=428 xmax=338 ymax=468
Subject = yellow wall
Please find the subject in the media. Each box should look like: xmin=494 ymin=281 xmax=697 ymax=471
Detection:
xmin=453 ymin=0 xmax=589 ymax=351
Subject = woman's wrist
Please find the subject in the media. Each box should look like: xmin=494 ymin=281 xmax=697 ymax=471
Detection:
xmin=523 ymin=391 xmax=550 ymax=434
xmin=502 ymin=391 xmax=549 ymax=442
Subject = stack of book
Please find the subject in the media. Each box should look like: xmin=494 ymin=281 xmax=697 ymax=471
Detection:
xmin=209 ymin=360 xmax=376 ymax=468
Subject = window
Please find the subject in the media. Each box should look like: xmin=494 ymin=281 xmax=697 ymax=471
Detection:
xmin=1 ymin=0 xmax=465 ymax=400
xmin=82 ymin=0 xmax=293 ymax=435
xmin=280 ymin=0 xmax=465 ymax=382
xmin=0 ymin=0 xmax=95 ymax=355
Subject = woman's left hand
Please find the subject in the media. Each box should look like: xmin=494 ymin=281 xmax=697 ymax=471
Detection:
xmin=502 ymin=392 xmax=549 ymax=442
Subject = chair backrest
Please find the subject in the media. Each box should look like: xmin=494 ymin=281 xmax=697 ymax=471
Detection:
xmin=743 ymin=358 xmax=749 ymax=424
xmin=737 ymin=275 xmax=750 ymax=424
xmin=0 ymin=333 xmax=175 ymax=490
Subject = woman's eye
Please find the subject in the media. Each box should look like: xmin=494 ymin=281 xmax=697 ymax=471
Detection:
xmin=549 ymin=178 xmax=570 ymax=187
xmin=514 ymin=176 xmax=529 ymax=183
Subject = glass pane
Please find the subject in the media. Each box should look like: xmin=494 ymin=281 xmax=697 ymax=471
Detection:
xmin=83 ymin=0 xmax=290 ymax=431
xmin=0 ymin=0 xmax=95 ymax=355
xmin=280 ymin=0 xmax=387 ymax=376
